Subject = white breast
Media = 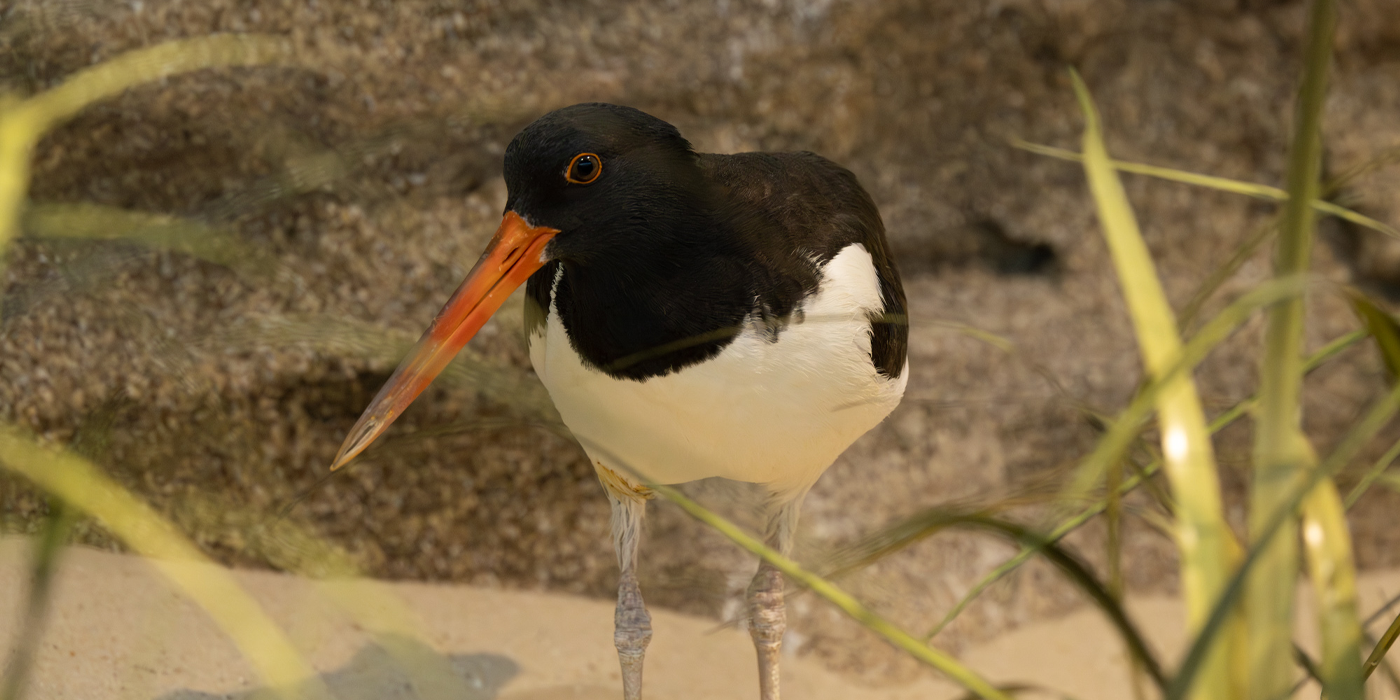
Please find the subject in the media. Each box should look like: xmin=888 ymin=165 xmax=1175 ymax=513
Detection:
xmin=529 ymin=243 xmax=907 ymax=497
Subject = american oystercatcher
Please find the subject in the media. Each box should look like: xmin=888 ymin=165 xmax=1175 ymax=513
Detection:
xmin=330 ymin=103 xmax=908 ymax=700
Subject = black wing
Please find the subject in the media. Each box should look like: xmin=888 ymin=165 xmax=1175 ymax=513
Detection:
xmin=701 ymin=151 xmax=908 ymax=379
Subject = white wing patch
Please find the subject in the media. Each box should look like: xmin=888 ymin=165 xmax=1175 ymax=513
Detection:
xmin=529 ymin=243 xmax=907 ymax=496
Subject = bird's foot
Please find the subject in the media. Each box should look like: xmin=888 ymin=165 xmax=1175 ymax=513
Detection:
xmin=747 ymin=562 xmax=786 ymax=700
xmin=615 ymin=569 xmax=653 ymax=700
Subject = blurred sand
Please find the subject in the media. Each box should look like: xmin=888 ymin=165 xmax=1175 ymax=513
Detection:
xmin=3 ymin=538 xmax=1399 ymax=700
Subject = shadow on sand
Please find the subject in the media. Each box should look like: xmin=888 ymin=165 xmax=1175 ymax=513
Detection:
xmin=157 ymin=635 xmax=518 ymax=700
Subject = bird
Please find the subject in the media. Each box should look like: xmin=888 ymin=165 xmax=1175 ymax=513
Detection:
xmin=329 ymin=102 xmax=908 ymax=700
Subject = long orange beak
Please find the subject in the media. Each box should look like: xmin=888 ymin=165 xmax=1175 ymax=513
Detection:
xmin=329 ymin=211 xmax=558 ymax=471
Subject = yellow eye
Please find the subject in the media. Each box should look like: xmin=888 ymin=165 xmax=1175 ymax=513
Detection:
xmin=565 ymin=153 xmax=602 ymax=184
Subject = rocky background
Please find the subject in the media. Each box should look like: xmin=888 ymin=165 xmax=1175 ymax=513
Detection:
xmin=2 ymin=0 xmax=1399 ymax=685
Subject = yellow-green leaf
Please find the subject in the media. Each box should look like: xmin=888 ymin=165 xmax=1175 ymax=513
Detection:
xmin=1347 ymin=288 xmax=1400 ymax=383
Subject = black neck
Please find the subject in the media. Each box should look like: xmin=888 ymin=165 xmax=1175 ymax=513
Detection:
xmin=540 ymin=209 xmax=759 ymax=380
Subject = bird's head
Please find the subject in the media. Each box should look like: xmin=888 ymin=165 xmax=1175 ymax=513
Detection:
xmin=502 ymin=102 xmax=704 ymax=265
xmin=329 ymin=103 xmax=698 ymax=471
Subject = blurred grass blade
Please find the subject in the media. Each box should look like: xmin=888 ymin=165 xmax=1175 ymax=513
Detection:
xmin=924 ymin=320 xmax=1016 ymax=353
xmin=0 ymin=499 xmax=74 ymax=700
xmin=948 ymin=684 xmax=1057 ymax=700
xmin=1178 ymin=218 xmax=1277 ymax=331
xmin=1347 ymin=288 xmax=1400 ymax=381
xmin=1106 ymin=456 xmax=1124 ymax=601
xmin=0 ymin=34 xmax=300 ymax=274
xmin=927 ymin=473 xmax=1159 ymax=641
xmin=1328 ymin=143 xmax=1400 ymax=194
xmin=22 ymin=201 xmax=277 ymax=283
xmin=1293 ymin=646 xmax=1323 ymax=686
xmin=827 ymin=508 xmax=1167 ymax=688
xmin=1012 ymin=140 xmax=1398 ymax=239
xmin=1300 ymin=478 xmax=1364 ymax=700
xmin=1309 ymin=330 xmax=1368 ymax=370
xmin=10 ymin=35 xmax=298 ymax=133
xmin=1070 ymin=69 xmax=1237 ymax=700
xmin=168 ymin=490 xmax=476 ymax=700
xmin=930 ymin=426 xmax=1192 ymax=640
xmin=1343 ymin=291 xmax=1400 ymax=511
xmin=643 ymin=481 xmax=1014 ymax=700
xmin=1365 ymin=610 xmax=1400 ymax=681
xmin=921 ymin=318 xmax=1109 ymax=424
xmin=1374 ymin=473 xmax=1400 ymax=493
xmin=1065 ymin=275 xmax=1305 ymax=500
xmin=0 ymin=425 xmax=330 ymax=700
xmin=1171 ymin=374 xmax=1400 ymax=700
xmin=1344 ymin=435 xmax=1400 ymax=508
xmin=218 ymin=312 xmax=559 ymax=422
xmin=1247 ymin=1 xmax=1336 ymax=697
xmin=928 ymin=288 xmax=1337 ymax=642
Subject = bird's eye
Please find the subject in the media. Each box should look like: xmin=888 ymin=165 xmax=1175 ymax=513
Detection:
xmin=565 ymin=153 xmax=602 ymax=184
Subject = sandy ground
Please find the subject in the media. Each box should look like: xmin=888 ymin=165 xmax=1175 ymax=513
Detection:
xmin=3 ymin=538 xmax=1399 ymax=700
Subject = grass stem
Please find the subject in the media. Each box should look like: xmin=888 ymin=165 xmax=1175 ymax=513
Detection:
xmin=0 ymin=499 xmax=73 ymax=700
xmin=0 ymin=426 xmax=330 ymax=700
xmin=1300 ymin=479 xmax=1364 ymax=700
xmin=1247 ymin=1 xmax=1337 ymax=696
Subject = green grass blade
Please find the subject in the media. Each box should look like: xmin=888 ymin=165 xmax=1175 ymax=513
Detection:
xmin=919 ymin=319 xmax=1109 ymax=429
xmin=1333 ymin=299 xmax=1400 ymax=506
xmin=1178 ymin=219 xmax=1277 ymax=332
xmin=930 ymin=328 xmax=1362 ymax=641
xmin=927 ymin=299 xmax=1347 ymax=642
xmin=1247 ymin=1 xmax=1337 ymax=696
xmin=164 ymin=489 xmax=477 ymax=700
xmin=0 ymin=425 xmax=331 ymax=700
xmin=1343 ymin=436 xmax=1400 ymax=509
xmin=1300 ymin=479 xmax=1364 ymax=700
xmin=0 ymin=34 xmax=299 ymax=264
xmin=0 ymin=499 xmax=74 ymax=700
xmin=1326 ymin=143 xmax=1400 ymax=195
xmin=219 ymin=312 xmax=559 ymax=423
xmin=11 ymin=35 xmax=298 ymax=136
xmin=1364 ymin=610 xmax=1400 ymax=681
xmin=827 ymin=508 xmax=1168 ymax=687
xmin=1294 ymin=645 xmax=1323 ymax=686
xmin=1308 ymin=330 xmax=1368 ymax=370
xmin=1348 ymin=289 xmax=1400 ymax=380
xmin=1012 ymin=141 xmax=1397 ymax=239
xmin=1172 ymin=376 xmax=1400 ymax=700
xmin=22 ymin=201 xmax=278 ymax=283
xmin=1071 ymin=69 xmax=1238 ymax=700
xmin=647 ymin=483 xmax=1015 ymax=700
xmin=1064 ymin=275 xmax=1306 ymax=501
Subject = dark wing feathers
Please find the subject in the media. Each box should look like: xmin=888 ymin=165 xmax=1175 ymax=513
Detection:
xmin=701 ymin=152 xmax=908 ymax=379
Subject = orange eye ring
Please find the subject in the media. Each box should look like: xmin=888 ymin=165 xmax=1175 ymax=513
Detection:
xmin=565 ymin=153 xmax=602 ymax=184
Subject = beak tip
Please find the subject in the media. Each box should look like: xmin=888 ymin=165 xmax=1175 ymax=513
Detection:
xmin=327 ymin=439 xmax=361 ymax=473
xmin=328 ymin=414 xmax=385 ymax=473
xmin=328 ymin=449 xmax=352 ymax=472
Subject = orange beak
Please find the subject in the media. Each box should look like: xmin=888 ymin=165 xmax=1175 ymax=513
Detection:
xmin=329 ymin=211 xmax=559 ymax=471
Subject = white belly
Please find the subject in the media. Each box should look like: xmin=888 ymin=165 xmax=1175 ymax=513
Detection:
xmin=529 ymin=244 xmax=907 ymax=496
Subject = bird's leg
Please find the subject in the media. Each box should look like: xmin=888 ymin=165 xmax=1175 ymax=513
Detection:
xmin=602 ymin=467 xmax=652 ymax=700
xmin=747 ymin=495 xmax=804 ymax=700
xmin=747 ymin=558 xmax=785 ymax=700
xmin=616 ymin=564 xmax=651 ymax=700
